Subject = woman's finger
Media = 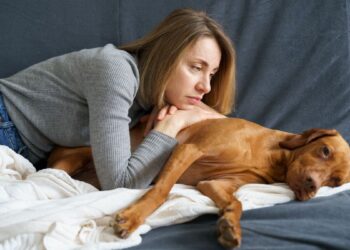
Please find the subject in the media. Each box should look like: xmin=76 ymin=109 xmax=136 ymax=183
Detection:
xmin=157 ymin=105 xmax=170 ymax=120
xmin=168 ymin=105 xmax=178 ymax=115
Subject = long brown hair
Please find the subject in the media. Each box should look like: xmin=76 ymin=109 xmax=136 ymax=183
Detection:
xmin=120 ymin=8 xmax=236 ymax=114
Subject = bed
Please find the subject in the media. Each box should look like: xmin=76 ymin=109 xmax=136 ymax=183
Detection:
xmin=1 ymin=0 xmax=350 ymax=249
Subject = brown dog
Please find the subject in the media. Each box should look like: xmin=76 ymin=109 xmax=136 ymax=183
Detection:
xmin=48 ymin=118 xmax=350 ymax=248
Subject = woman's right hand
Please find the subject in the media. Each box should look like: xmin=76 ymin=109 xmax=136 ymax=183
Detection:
xmin=147 ymin=104 xmax=225 ymax=138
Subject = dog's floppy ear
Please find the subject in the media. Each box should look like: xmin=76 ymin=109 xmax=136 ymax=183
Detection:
xmin=279 ymin=128 xmax=338 ymax=150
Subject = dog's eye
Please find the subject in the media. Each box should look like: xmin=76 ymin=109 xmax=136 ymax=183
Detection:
xmin=320 ymin=146 xmax=331 ymax=159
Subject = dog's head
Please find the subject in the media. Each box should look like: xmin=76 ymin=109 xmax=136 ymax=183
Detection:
xmin=279 ymin=128 xmax=350 ymax=201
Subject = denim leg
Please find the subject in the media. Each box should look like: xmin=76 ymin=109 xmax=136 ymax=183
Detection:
xmin=0 ymin=94 xmax=29 ymax=158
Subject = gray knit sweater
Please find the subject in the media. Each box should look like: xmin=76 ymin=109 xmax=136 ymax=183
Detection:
xmin=0 ymin=44 xmax=178 ymax=190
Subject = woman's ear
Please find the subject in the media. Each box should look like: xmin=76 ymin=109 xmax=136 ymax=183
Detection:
xmin=279 ymin=128 xmax=338 ymax=150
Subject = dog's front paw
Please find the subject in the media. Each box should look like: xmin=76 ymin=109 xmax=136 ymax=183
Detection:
xmin=217 ymin=216 xmax=241 ymax=248
xmin=113 ymin=210 xmax=142 ymax=238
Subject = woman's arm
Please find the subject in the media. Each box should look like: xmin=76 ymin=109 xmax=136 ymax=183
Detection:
xmin=84 ymin=50 xmax=178 ymax=190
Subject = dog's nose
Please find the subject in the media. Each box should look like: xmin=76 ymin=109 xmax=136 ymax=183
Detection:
xmin=304 ymin=176 xmax=317 ymax=192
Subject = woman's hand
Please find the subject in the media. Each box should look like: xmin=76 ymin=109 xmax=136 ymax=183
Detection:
xmin=141 ymin=105 xmax=178 ymax=136
xmin=142 ymin=102 xmax=226 ymax=138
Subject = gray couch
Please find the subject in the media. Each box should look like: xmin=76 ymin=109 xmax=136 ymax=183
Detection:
xmin=1 ymin=0 xmax=350 ymax=249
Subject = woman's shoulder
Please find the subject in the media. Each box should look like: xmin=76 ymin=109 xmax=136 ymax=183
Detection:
xmin=80 ymin=44 xmax=139 ymax=77
xmin=81 ymin=44 xmax=136 ymax=65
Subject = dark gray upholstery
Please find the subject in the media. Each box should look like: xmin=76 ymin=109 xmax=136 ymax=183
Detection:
xmin=1 ymin=0 xmax=350 ymax=249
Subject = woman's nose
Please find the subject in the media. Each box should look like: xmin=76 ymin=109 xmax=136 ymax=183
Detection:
xmin=196 ymin=75 xmax=211 ymax=93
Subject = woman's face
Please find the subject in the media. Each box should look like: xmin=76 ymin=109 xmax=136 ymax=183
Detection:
xmin=164 ymin=36 xmax=221 ymax=110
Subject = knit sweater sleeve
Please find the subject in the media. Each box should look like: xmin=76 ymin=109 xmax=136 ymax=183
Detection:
xmin=82 ymin=49 xmax=177 ymax=190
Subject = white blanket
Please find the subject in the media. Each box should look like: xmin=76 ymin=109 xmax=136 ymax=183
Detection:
xmin=0 ymin=145 xmax=349 ymax=250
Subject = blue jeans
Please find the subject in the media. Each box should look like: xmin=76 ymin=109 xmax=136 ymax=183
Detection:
xmin=0 ymin=93 xmax=29 ymax=157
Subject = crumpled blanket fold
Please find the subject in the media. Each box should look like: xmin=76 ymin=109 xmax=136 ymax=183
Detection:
xmin=0 ymin=145 xmax=349 ymax=250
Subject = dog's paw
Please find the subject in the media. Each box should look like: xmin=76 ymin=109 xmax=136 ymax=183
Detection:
xmin=217 ymin=216 xmax=241 ymax=248
xmin=113 ymin=211 xmax=142 ymax=238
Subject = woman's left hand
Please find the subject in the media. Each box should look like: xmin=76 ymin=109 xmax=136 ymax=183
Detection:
xmin=141 ymin=105 xmax=178 ymax=136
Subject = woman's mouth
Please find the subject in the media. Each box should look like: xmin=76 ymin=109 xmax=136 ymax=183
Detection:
xmin=187 ymin=96 xmax=201 ymax=105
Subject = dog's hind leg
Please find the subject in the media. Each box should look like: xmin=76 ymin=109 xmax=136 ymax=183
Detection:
xmin=197 ymin=179 xmax=242 ymax=248
xmin=113 ymin=143 xmax=204 ymax=238
xmin=48 ymin=146 xmax=92 ymax=175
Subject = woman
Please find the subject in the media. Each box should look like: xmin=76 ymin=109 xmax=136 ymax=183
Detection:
xmin=0 ymin=9 xmax=236 ymax=190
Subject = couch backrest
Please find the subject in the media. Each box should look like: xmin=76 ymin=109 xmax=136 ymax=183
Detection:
xmin=1 ymin=0 xmax=350 ymax=142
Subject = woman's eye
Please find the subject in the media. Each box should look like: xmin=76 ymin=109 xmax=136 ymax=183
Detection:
xmin=192 ymin=65 xmax=202 ymax=71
